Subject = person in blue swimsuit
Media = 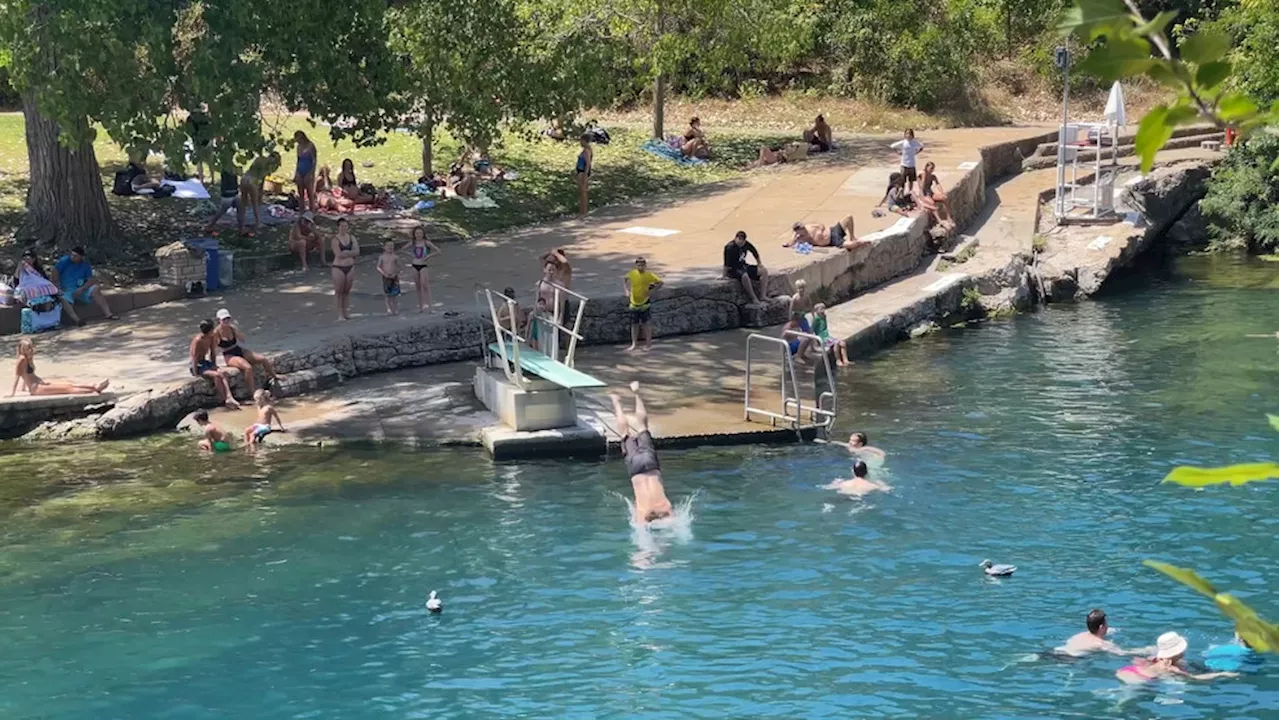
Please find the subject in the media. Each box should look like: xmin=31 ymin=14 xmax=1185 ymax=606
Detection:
xmin=575 ymin=133 xmax=593 ymax=217
xmin=294 ymin=130 xmax=318 ymax=213
xmin=407 ymin=226 xmax=441 ymax=313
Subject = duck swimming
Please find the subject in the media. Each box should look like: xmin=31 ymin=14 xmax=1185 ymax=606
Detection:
xmin=980 ymin=559 xmax=1016 ymax=577
xmin=426 ymin=590 xmax=443 ymax=613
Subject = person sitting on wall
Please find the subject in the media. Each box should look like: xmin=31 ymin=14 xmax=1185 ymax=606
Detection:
xmin=52 ymin=246 xmax=117 ymax=322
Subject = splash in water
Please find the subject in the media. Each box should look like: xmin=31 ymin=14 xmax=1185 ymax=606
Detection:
xmin=613 ymin=490 xmax=697 ymax=561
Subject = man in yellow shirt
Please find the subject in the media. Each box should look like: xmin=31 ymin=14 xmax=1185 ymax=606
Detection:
xmin=623 ymin=256 xmax=663 ymax=351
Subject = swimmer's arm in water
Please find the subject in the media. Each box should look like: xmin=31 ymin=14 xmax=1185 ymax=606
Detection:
xmin=1177 ymin=667 xmax=1239 ymax=681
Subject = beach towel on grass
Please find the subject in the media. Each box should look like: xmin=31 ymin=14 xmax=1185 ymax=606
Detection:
xmin=167 ymin=178 xmax=211 ymax=199
xmin=642 ymin=139 xmax=707 ymax=166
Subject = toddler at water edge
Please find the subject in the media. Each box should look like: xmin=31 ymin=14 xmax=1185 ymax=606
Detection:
xmin=377 ymin=239 xmax=403 ymax=315
xmin=193 ymin=410 xmax=232 ymax=453
xmin=244 ymin=389 xmax=287 ymax=445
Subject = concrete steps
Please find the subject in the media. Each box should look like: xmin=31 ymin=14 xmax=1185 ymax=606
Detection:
xmin=1021 ymin=130 xmax=1224 ymax=171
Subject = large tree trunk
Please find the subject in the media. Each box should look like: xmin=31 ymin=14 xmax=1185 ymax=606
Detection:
xmin=420 ymin=121 xmax=434 ymax=177
xmin=19 ymin=91 xmax=118 ymax=252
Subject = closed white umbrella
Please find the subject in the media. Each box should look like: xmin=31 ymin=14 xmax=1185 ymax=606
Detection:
xmin=1104 ymin=81 xmax=1126 ymax=128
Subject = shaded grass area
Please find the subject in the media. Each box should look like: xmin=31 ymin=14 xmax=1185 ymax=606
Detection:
xmin=0 ymin=112 xmax=792 ymax=283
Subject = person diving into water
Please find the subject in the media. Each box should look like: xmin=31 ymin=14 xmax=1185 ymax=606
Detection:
xmin=611 ymin=381 xmax=674 ymax=526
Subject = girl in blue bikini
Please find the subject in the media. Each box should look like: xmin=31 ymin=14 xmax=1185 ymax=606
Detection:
xmin=407 ymin=226 xmax=441 ymax=314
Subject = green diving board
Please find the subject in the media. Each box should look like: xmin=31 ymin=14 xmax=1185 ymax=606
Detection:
xmin=488 ymin=342 xmax=606 ymax=389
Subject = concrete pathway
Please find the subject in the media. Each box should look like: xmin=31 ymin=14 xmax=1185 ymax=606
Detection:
xmin=11 ymin=126 xmax=1048 ymax=397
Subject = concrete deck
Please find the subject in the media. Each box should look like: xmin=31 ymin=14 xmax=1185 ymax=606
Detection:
xmin=9 ymin=124 xmax=1217 ymax=450
xmin=7 ymin=126 xmax=1048 ymax=398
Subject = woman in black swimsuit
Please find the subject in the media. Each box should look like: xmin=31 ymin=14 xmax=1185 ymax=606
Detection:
xmin=407 ymin=226 xmax=441 ymax=314
xmin=213 ymin=309 xmax=280 ymax=395
xmin=330 ymin=217 xmax=359 ymax=320
xmin=575 ymin=133 xmax=593 ymax=217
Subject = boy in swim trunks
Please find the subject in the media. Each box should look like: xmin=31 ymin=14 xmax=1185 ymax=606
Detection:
xmin=193 ymin=410 xmax=232 ymax=453
xmin=243 ymin=389 xmax=286 ymax=445
xmin=611 ymin=381 xmax=673 ymax=525
xmin=377 ymin=239 xmax=402 ymax=315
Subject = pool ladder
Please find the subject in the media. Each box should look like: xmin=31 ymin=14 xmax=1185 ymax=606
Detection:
xmin=743 ymin=331 xmax=837 ymax=436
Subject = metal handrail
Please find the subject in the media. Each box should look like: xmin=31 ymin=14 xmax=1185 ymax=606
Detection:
xmin=532 ymin=281 xmax=589 ymax=367
xmin=744 ymin=330 xmax=839 ymax=431
xmin=484 ymin=288 xmax=528 ymax=385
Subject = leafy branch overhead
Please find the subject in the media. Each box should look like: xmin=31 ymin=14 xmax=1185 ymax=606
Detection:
xmin=1058 ymin=0 xmax=1279 ymax=171
xmin=1144 ymin=561 xmax=1279 ymax=653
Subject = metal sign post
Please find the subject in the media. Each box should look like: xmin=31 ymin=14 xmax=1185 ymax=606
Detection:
xmin=1054 ymin=46 xmax=1072 ymax=221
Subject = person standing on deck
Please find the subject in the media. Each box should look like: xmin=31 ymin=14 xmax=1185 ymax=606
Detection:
xmin=611 ymin=380 xmax=673 ymax=525
xmin=623 ymin=257 xmax=662 ymax=352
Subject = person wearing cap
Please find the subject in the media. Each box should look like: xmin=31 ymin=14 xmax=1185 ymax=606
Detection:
xmin=288 ymin=211 xmax=325 ymax=271
xmin=212 ymin=308 xmax=281 ymax=396
xmin=1115 ymin=631 xmax=1239 ymax=683
xmin=1057 ymin=609 xmax=1152 ymax=657
xmin=52 ymin=246 xmax=117 ymax=322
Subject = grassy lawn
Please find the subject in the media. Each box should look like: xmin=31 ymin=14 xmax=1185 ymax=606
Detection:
xmin=0 ymin=112 xmax=793 ymax=283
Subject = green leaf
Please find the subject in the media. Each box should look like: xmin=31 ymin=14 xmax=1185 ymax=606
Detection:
xmin=1135 ymin=104 xmax=1174 ymax=172
xmin=1057 ymin=0 xmax=1130 ymax=37
xmin=1078 ymin=37 xmax=1155 ymax=81
xmin=1268 ymin=414 xmax=1278 ymax=432
xmin=1180 ymin=29 xmax=1230 ymax=65
xmin=1163 ymin=462 xmax=1280 ymax=486
xmin=1195 ymin=61 xmax=1232 ymax=93
xmin=1146 ymin=61 xmax=1186 ymax=89
xmin=1145 ymin=562 xmax=1279 ymax=654
xmin=1216 ymin=593 xmax=1280 ymax=653
xmin=1218 ymin=92 xmax=1261 ymax=122
xmin=1165 ymin=104 xmax=1199 ymax=126
xmin=1144 ymin=560 xmax=1219 ymax=598
xmin=1134 ymin=10 xmax=1178 ymax=37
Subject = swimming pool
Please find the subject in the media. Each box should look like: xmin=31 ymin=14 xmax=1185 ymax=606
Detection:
xmin=1 ymin=255 xmax=1276 ymax=718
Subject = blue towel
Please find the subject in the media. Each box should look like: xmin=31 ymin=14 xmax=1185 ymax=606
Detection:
xmin=642 ymin=139 xmax=708 ymax=166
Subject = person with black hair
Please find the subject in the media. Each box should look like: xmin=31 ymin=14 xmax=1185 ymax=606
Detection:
xmin=847 ymin=431 xmax=886 ymax=460
xmin=680 ymin=117 xmax=710 ymax=159
xmin=723 ymin=231 xmax=769 ymax=304
xmin=190 ymin=318 xmax=238 ymax=409
xmin=53 ymin=246 xmax=117 ymax=321
xmin=1058 ymin=609 xmax=1152 ymax=657
xmin=825 ymin=459 xmax=891 ymax=497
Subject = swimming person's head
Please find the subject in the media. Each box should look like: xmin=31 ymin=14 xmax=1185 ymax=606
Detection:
xmin=502 ymin=286 xmax=516 ymax=300
xmin=1155 ymin=631 xmax=1188 ymax=663
xmin=1086 ymin=609 xmax=1108 ymax=637
xmin=852 ymin=459 xmax=869 ymax=478
xmin=199 ymin=319 xmax=214 ymax=336
xmin=193 ymin=410 xmax=210 ymax=426
xmin=849 ymin=431 xmax=867 ymax=448
xmin=543 ymin=262 xmax=556 ymax=279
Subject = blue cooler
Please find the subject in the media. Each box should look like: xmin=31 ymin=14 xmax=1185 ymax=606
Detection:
xmin=183 ymin=237 xmax=221 ymax=291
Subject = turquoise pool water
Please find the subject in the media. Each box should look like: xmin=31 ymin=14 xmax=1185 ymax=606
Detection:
xmin=1 ymin=256 xmax=1276 ymax=718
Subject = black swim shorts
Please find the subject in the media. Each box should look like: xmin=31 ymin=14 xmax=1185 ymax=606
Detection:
xmin=629 ymin=305 xmax=651 ymax=325
xmin=726 ymin=264 xmax=760 ymax=281
xmin=624 ymin=430 xmax=661 ymax=476
xmin=901 ymin=165 xmax=918 ymax=184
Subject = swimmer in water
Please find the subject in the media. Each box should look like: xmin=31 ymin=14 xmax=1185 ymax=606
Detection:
xmin=847 ymin=431 xmax=886 ymax=460
xmin=1115 ymin=631 xmax=1238 ymax=684
xmin=824 ymin=459 xmax=891 ymax=497
xmin=611 ymin=380 xmax=673 ymax=525
xmin=1057 ymin=609 xmax=1153 ymax=657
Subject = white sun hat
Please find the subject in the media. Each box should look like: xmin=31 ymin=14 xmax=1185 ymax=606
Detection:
xmin=1156 ymin=631 xmax=1188 ymax=659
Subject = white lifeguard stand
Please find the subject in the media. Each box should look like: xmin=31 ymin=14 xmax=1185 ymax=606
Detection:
xmin=1054 ymin=81 xmax=1125 ymax=223
xmin=473 ymin=283 xmax=604 ymax=432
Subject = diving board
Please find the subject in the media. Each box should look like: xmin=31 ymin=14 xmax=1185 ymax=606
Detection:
xmin=488 ymin=342 xmax=605 ymax=389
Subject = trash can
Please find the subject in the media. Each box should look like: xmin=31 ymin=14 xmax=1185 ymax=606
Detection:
xmin=218 ymin=251 xmax=235 ymax=289
xmin=182 ymin=237 xmax=221 ymax=292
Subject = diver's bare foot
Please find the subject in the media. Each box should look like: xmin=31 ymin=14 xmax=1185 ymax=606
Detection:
xmin=95 ymin=380 xmax=110 ymax=392
xmin=629 ymin=381 xmax=640 ymax=394
xmin=624 ymin=344 xmax=637 ymax=352
xmin=224 ymin=399 xmax=241 ymax=410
